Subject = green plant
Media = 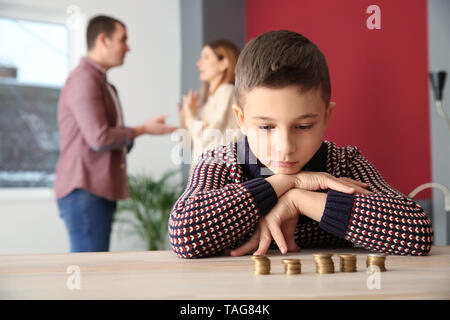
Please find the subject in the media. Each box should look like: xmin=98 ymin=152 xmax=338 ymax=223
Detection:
xmin=115 ymin=170 xmax=183 ymax=250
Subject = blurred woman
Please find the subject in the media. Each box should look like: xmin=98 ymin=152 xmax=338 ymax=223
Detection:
xmin=178 ymin=39 xmax=242 ymax=164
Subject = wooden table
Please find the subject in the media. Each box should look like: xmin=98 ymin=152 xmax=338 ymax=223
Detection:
xmin=1 ymin=246 xmax=449 ymax=299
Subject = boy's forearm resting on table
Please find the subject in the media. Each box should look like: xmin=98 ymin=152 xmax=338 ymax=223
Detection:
xmin=169 ymin=150 xmax=279 ymax=258
xmin=169 ymin=144 xmax=433 ymax=259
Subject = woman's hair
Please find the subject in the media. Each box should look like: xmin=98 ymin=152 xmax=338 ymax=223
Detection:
xmin=200 ymin=39 xmax=240 ymax=104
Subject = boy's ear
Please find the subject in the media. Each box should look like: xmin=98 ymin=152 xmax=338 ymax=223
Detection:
xmin=324 ymin=101 xmax=336 ymax=126
xmin=232 ymin=104 xmax=246 ymax=135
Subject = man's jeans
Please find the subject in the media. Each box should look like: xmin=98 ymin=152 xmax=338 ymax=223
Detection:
xmin=57 ymin=189 xmax=116 ymax=252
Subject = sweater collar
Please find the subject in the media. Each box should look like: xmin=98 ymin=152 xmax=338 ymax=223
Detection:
xmin=237 ymin=136 xmax=327 ymax=179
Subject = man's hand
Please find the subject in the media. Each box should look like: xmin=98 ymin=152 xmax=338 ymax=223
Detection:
xmin=294 ymin=172 xmax=372 ymax=195
xmin=230 ymin=190 xmax=300 ymax=256
xmin=143 ymin=114 xmax=178 ymax=135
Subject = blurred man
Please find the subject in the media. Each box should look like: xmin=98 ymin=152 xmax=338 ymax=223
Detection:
xmin=54 ymin=15 xmax=176 ymax=252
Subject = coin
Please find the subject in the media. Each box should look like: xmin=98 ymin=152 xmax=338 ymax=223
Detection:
xmin=366 ymin=253 xmax=387 ymax=272
xmin=313 ymin=254 xmax=334 ymax=274
xmin=312 ymin=253 xmax=333 ymax=258
xmin=282 ymin=259 xmax=301 ymax=264
xmin=252 ymin=255 xmax=271 ymax=275
xmin=282 ymin=258 xmax=301 ymax=275
xmin=338 ymin=253 xmax=357 ymax=272
xmin=251 ymin=255 xmax=269 ymax=260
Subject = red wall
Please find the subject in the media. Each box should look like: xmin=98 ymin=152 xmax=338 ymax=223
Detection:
xmin=246 ymin=0 xmax=431 ymax=198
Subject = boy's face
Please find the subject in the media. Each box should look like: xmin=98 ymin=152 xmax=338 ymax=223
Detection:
xmin=233 ymin=86 xmax=335 ymax=175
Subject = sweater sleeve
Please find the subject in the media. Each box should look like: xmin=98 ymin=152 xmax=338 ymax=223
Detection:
xmin=319 ymin=144 xmax=434 ymax=256
xmin=169 ymin=144 xmax=278 ymax=258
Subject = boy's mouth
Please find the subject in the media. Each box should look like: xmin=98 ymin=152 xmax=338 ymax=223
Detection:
xmin=273 ymin=161 xmax=298 ymax=168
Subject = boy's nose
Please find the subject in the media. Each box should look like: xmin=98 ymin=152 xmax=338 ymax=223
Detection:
xmin=275 ymin=130 xmax=296 ymax=158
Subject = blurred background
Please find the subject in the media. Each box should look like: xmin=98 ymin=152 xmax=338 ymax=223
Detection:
xmin=0 ymin=0 xmax=449 ymax=254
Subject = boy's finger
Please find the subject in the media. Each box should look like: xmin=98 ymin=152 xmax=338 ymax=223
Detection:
xmin=341 ymin=181 xmax=366 ymax=191
xmin=266 ymin=221 xmax=287 ymax=254
xmin=254 ymin=226 xmax=272 ymax=255
xmin=338 ymin=179 xmax=373 ymax=195
xmin=231 ymin=242 xmax=255 ymax=256
xmin=230 ymin=233 xmax=258 ymax=257
xmin=328 ymin=178 xmax=355 ymax=194
xmin=340 ymin=177 xmax=369 ymax=187
xmin=345 ymin=184 xmax=373 ymax=195
xmin=286 ymin=238 xmax=301 ymax=252
xmin=355 ymin=186 xmax=373 ymax=195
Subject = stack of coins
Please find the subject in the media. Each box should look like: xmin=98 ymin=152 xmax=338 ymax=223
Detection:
xmin=338 ymin=254 xmax=357 ymax=272
xmin=251 ymin=255 xmax=270 ymax=275
xmin=312 ymin=253 xmax=334 ymax=274
xmin=282 ymin=259 xmax=302 ymax=275
xmin=366 ymin=253 xmax=387 ymax=272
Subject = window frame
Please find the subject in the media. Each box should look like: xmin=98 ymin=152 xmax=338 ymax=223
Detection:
xmin=0 ymin=3 xmax=86 ymax=199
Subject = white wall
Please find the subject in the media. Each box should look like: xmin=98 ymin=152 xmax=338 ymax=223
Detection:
xmin=0 ymin=0 xmax=181 ymax=253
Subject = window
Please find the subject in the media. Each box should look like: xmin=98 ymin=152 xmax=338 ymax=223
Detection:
xmin=0 ymin=16 xmax=69 ymax=187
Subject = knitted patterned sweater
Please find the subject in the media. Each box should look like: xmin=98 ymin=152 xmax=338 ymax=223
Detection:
xmin=169 ymin=138 xmax=433 ymax=258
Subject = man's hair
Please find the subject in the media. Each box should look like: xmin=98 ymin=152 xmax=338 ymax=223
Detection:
xmin=235 ymin=30 xmax=331 ymax=106
xmin=86 ymin=15 xmax=126 ymax=50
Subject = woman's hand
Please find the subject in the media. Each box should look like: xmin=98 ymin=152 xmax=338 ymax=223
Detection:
xmin=182 ymin=90 xmax=201 ymax=118
xmin=177 ymin=103 xmax=186 ymax=128
xmin=294 ymin=172 xmax=372 ymax=195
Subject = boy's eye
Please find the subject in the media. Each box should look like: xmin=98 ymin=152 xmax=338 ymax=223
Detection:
xmin=258 ymin=125 xmax=275 ymax=130
xmin=258 ymin=124 xmax=313 ymax=130
xmin=296 ymin=125 xmax=313 ymax=130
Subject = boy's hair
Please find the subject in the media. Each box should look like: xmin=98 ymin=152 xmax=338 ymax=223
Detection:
xmin=235 ymin=30 xmax=331 ymax=106
xmin=87 ymin=15 xmax=126 ymax=50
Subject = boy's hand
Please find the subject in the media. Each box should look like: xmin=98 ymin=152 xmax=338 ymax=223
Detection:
xmin=232 ymin=173 xmax=372 ymax=256
xmin=294 ymin=172 xmax=372 ymax=195
xmin=230 ymin=190 xmax=300 ymax=256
